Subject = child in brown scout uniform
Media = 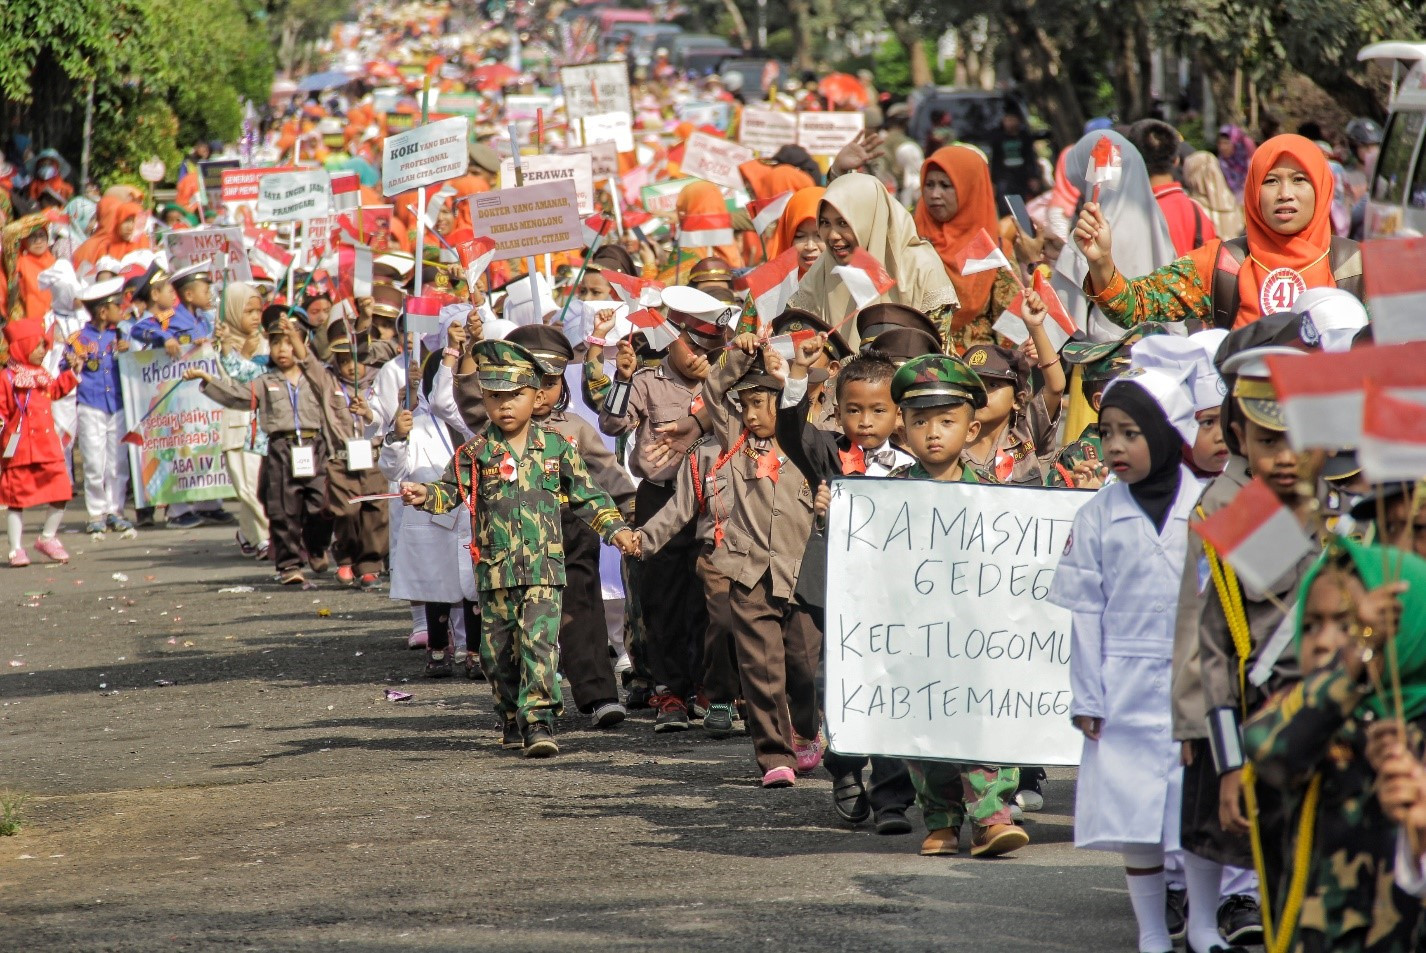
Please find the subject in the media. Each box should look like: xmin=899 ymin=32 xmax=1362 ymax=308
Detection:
xmin=314 ymin=322 xmax=389 ymax=590
xmin=598 ymin=292 xmax=723 ymax=730
xmin=701 ymin=333 xmax=818 ymax=788
xmin=187 ymin=316 xmax=333 ymax=587
xmin=400 ymin=340 xmax=639 ymax=758
xmin=506 ymin=324 xmax=637 ymax=730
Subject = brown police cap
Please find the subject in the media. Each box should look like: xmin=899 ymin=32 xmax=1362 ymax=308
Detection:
xmin=855 ymin=303 xmax=940 ymax=346
xmin=963 ymin=344 xmax=1030 ymax=386
xmin=688 ymin=256 xmax=734 ymax=286
xmin=770 ymin=309 xmax=852 ymax=361
xmin=505 ymin=324 xmax=575 ymax=376
xmin=369 ymin=282 xmax=405 ymax=319
xmin=867 ymin=327 xmax=942 ymax=366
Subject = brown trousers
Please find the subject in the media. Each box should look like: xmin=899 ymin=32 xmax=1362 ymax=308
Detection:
xmin=260 ymin=435 xmax=333 ymax=573
xmin=728 ymin=571 xmax=823 ymax=773
xmin=326 ymin=464 xmax=389 ymax=576
xmin=696 ymin=545 xmax=740 ymax=704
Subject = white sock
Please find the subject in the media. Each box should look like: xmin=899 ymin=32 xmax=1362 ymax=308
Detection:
xmin=409 ymin=601 xmax=426 ymax=631
xmin=7 ymin=509 xmax=23 ymax=553
xmin=40 ymin=505 xmax=64 ymax=539
xmin=1126 ymin=869 xmax=1171 ymax=953
xmin=1185 ymin=851 xmax=1227 ymax=953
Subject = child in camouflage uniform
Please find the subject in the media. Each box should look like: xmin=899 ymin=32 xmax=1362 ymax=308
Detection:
xmin=401 ymin=340 xmax=639 ymax=758
xmin=1245 ymin=536 xmax=1426 ymax=953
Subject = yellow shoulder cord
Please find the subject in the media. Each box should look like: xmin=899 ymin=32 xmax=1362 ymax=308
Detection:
xmin=1200 ymin=517 xmax=1277 ymax=948
xmin=1201 ymin=515 xmax=1320 ymax=953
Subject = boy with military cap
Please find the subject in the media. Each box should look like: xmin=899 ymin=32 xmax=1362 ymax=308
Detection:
xmin=886 ymin=353 xmax=1029 ymax=858
xmin=401 ymin=340 xmax=639 ymax=758
xmin=961 ymin=340 xmax=1065 ymax=485
xmin=312 ymin=323 xmax=388 ymax=589
xmin=131 ymin=262 xmax=214 ymax=359
xmin=600 ymin=292 xmax=718 ymax=727
xmin=67 ymin=277 xmax=135 ymax=536
xmin=507 ymin=324 xmax=636 ymax=729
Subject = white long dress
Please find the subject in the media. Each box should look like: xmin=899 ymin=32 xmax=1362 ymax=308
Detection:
xmin=1047 ymin=468 xmax=1198 ymax=852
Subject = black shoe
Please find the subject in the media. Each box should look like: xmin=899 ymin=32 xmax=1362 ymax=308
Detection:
xmin=873 ymin=806 xmax=913 ymax=835
xmin=1165 ymin=886 xmax=1187 ymax=942
xmin=686 ymin=692 xmax=708 ymax=721
xmin=1217 ymin=893 xmax=1262 ymax=946
xmin=166 ymin=511 xmax=202 ymax=529
xmin=652 ymin=693 xmax=690 ymax=732
xmin=501 ymin=720 xmax=524 ymax=750
xmin=523 ymin=724 xmax=559 ymax=758
xmin=134 ymin=507 xmax=156 ymax=528
xmin=625 ymin=683 xmax=654 ymax=710
xmin=831 ymin=772 xmax=871 ymax=825
xmin=199 ymin=508 xmax=237 ymax=526
xmin=424 ymin=648 xmax=453 ymax=678
xmin=703 ymin=703 xmax=736 ymax=737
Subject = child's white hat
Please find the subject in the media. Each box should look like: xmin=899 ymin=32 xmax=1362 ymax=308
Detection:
xmin=1295 ymin=287 xmax=1367 ymax=353
xmin=1104 ymin=364 xmax=1199 ymax=447
xmin=1128 ymin=332 xmax=1227 ymax=413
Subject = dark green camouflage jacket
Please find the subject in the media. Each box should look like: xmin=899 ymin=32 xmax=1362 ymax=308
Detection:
xmin=1245 ymin=661 xmax=1426 ymax=952
xmin=421 ymin=422 xmax=628 ymax=591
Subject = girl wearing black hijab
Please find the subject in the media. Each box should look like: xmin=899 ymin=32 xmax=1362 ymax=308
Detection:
xmin=1048 ymin=367 xmax=1202 ymax=953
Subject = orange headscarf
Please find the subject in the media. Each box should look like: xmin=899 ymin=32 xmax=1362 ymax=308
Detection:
xmin=913 ymin=146 xmax=1004 ymax=330
xmin=738 ymin=160 xmax=816 ymax=202
xmin=1236 ymin=134 xmax=1336 ymax=326
xmin=766 ymin=186 xmax=825 ymax=269
xmin=73 ymin=188 xmax=148 ymax=271
xmin=675 ymin=180 xmax=742 ymax=268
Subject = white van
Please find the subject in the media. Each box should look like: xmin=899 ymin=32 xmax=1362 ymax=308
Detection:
xmin=1359 ymin=42 xmax=1426 ymax=237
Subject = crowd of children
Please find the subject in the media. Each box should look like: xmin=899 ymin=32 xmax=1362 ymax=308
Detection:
xmin=8 ymin=108 xmax=1426 ymax=952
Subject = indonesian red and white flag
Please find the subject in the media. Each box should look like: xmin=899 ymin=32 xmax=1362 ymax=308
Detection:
xmin=626 ymin=307 xmax=680 ymax=350
xmin=456 ymin=235 xmax=497 ymax=285
xmin=735 ymin=246 xmax=801 ymax=328
xmin=1360 ymin=380 xmax=1426 ymax=483
xmin=604 ymin=270 xmax=665 ymax=309
xmin=337 ymin=243 xmax=373 ymax=300
xmin=329 ymin=170 xmax=360 ymax=213
xmin=994 ymin=272 xmax=1078 ymax=351
xmin=245 ymin=227 xmax=294 ymax=278
xmin=832 ymin=247 xmax=896 ymax=308
xmin=1265 ymin=342 xmax=1426 ymax=451
xmin=679 ymin=211 xmax=734 ymax=248
xmin=953 ymin=228 xmax=1012 ymax=277
xmin=404 ymin=294 xmax=443 ymax=336
xmin=748 ymin=191 xmax=794 ymax=236
xmin=1363 ymin=237 xmax=1426 ymax=344
xmin=582 ymin=212 xmax=616 ymax=248
xmin=1086 ymin=135 xmax=1123 ymax=200
xmin=766 ymin=328 xmax=818 ymax=362
xmin=423 ymin=186 xmax=456 ymax=229
xmin=1190 ymin=477 xmax=1315 ymax=594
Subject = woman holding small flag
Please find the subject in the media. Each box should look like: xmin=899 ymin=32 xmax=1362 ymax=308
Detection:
xmin=765 ymin=187 xmax=826 ymax=279
xmin=785 ymin=172 xmax=954 ymax=351
xmin=913 ymin=145 xmax=1019 ymax=352
xmin=1074 ymin=134 xmax=1361 ymax=332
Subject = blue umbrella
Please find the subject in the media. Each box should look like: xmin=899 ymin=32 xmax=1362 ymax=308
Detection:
xmin=296 ymin=71 xmax=355 ymax=93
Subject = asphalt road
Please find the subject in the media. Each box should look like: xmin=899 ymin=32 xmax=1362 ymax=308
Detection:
xmin=1 ymin=520 xmax=1141 ymax=952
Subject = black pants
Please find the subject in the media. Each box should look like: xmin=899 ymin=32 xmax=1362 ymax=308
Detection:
xmin=632 ymin=479 xmax=706 ymax=697
xmin=425 ymin=600 xmax=478 ymax=652
xmin=559 ymin=507 xmax=619 ymax=710
xmin=260 ymin=436 xmax=334 ymax=573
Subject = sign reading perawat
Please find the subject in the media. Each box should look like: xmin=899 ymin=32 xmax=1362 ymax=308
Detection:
xmin=824 ymin=478 xmax=1087 ymax=766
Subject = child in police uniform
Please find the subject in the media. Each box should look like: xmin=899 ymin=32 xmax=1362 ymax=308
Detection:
xmin=400 ymin=340 xmax=639 ymax=758
xmin=1049 ymin=366 xmax=1202 ymax=953
xmin=66 ymin=277 xmax=135 ymax=536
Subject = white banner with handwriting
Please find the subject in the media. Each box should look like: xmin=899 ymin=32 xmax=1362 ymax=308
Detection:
xmin=824 ymin=478 xmax=1088 ymax=766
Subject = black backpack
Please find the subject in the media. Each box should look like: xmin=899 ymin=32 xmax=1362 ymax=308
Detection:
xmin=1209 ymin=236 xmax=1364 ymax=329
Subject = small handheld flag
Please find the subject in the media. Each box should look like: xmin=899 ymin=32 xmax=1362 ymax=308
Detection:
xmin=1086 ymin=135 xmax=1123 ymax=204
xmin=953 ymin=228 xmax=1012 ymax=277
xmin=832 ymin=248 xmax=895 ymax=309
xmin=735 ymin=247 xmax=801 ymax=328
xmin=1191 ymin=477 xmax=1315 ymax=594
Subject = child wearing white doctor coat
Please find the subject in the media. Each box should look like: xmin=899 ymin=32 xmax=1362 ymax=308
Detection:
xmin=1048 ymin=367 xmax=1201 ymax=953
xmin=379 ymin=352 xmax=479 ymax=678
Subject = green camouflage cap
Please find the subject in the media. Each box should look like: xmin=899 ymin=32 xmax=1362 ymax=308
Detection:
xmin=1062 ymin=322 xmax=1170 ymax=383
xmin=890 ymin=353 xmax=988 ymax=409
xmin=474 ymin=339 xmax=541 ymax=392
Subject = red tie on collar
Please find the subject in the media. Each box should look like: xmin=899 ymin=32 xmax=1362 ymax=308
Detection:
xmin=838 ymin=445 xmax=866 ymax=475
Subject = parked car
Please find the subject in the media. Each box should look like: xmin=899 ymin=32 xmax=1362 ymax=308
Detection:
xmin=906 ymin=87 xmax=1039 ymax=156
xmin=716 ymin=56 xmax=788 ymax=98
xmin=1358 ymin=41 xmax=1426 ymax=238
xmin=626 ymin=24 xmax=684 ymax=67
xmin=671 ymin=34 xmax=734 ymax=67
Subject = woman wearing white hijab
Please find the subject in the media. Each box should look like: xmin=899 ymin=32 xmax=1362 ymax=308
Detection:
xmin=1051 ymin=131 xmax=1178 ymax=341
xmin=786 ymin=172 xmax=955 ymax=350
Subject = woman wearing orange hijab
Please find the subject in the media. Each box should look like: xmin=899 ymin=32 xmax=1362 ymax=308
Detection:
xmin=765 ymin=186 xmax=825 ymax=277
xmin=914 ymin=145 xmax=1016 ymax=349
xmin=738 ymin=159 xmax=816 ymax=202
xmin=72 ymin=188 xmax=150 ymax=274
xmin=1076 ymin=134 xmax=1356 ymax=329
xmin=674 ymin=179 xmax=743 ymax=269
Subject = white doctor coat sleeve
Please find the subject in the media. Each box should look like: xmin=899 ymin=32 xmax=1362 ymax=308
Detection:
xmin=1047 ymin=499 xmax=1109 ymax=721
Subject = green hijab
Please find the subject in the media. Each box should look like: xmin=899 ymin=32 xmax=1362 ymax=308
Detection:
xmin=1296 ymin=536 xmax=1426 ymax=720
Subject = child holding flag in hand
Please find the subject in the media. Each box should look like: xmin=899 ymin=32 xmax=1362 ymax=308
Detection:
xmin=1049 ymin=366 xmax=1203 ymax=953
xmin=400 ymin=340 xmax=639 ymax=758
